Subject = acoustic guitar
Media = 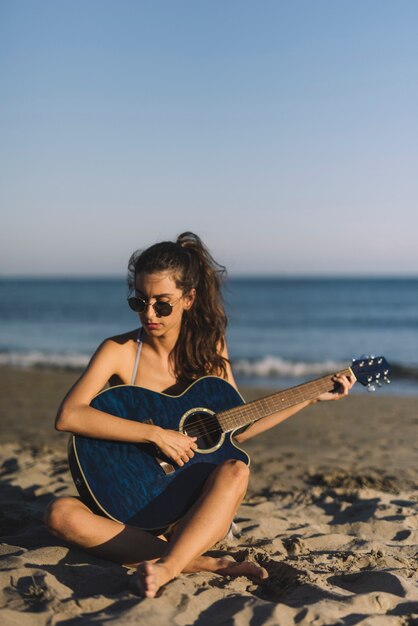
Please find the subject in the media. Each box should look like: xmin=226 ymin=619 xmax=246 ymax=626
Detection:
xmin=68 ymin=356 xmax=390 ymax=534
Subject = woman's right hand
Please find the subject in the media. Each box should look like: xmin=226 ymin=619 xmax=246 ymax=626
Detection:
xmin=152 ymin=427 xmax=198 ymax=466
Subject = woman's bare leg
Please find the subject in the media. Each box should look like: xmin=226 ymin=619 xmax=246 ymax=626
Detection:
xmin=45 ymin=460 xmax=268 ymax=596
xmin=44 ymin=496 xmax=168 ymax=563
xmin=44 ymin=495 xmax=254 ymax=574
xmin=137 ymin=460 xmax=268 ymax=598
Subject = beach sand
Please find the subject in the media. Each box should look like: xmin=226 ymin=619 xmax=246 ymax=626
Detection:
xmin=1 ymin=365 xmax=417 ymax=625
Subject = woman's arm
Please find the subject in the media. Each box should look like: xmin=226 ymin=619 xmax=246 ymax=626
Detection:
xmin=220 ymin=338 xmax=355 ymax=444
xmin=55 ymin=339 xmax=197 ymax=466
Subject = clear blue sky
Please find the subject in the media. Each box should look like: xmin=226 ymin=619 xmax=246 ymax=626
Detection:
xmin=1 ymin=0 xmax=417 ymax=276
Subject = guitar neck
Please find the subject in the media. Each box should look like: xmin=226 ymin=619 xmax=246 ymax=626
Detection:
xmin=216 ymin=367 xmax=355 ymax=433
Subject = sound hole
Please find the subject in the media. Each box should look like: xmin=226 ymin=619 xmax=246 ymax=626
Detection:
xmin=182 ymin=410 xmax=223 ymax=451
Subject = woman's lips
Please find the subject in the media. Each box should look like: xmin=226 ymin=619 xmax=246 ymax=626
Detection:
xmin=146 ymin=322 xmax=160 ymax=329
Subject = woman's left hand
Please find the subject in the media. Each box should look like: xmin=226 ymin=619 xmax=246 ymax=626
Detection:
xmin=316 ymin=374 xmax=355 ymax=402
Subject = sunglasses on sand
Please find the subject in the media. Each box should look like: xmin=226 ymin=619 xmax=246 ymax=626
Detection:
xmin=127 ymin=295 xmax=182 ymax=317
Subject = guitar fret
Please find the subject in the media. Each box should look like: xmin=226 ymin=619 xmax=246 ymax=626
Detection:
xmin=217 ymin=369 xmax=353 ymax=433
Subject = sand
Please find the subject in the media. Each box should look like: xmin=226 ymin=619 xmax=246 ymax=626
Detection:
xmin=1 ymin=365 xmax=417 ymax=625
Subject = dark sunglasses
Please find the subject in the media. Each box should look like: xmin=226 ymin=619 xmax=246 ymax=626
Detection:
xmin=127 ymin=295 xmax=182 ymax=317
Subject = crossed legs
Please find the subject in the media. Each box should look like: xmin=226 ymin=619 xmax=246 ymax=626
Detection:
xmin=44 ymin=460 xmax=268 ymax=597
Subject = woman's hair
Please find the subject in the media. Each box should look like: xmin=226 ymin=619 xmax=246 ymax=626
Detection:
xmin=127 ymin=232 xmax=228 ymax=381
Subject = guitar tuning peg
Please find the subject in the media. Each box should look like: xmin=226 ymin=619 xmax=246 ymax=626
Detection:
xmin=370 ymin=354 xmax=375 ymax=359
xmin=385 ymin=378 xmax=391 ymax=384
xmin=376 ymin=380 xmax=382 ymax=387
xmin=378 ymin=358 xmax=383 ymax=364
xmin=367 ymin=384 xmax=376 ymax=392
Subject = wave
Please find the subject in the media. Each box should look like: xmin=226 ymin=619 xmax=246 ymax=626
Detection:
xmin=0 ymin=350 xmax=346 ymax=376
xmin=233 ymin=356 xmax=347 ymax=378
xmin=1 ymin=350 xmax=417 ymax=384
xmin=0 ymin=350 xmax=90 ymax=370
xmin=232 ymin=355 xmax=418 ymax=383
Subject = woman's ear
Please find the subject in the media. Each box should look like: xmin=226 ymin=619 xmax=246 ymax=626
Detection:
xmin=183 ymin=288 xmax=196 ymax=310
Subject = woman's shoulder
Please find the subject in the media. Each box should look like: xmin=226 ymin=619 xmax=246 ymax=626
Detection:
xmin=90 ymin=328 xmax=140 ymax=365
xmin=74 ymin=328 xmax=140 ymax=387
xmin=103 ymin=328 xmax=140 ymax=348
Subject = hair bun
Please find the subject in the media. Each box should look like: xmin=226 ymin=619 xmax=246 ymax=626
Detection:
xmin=176 ymin=232 xmax=202 ymax=249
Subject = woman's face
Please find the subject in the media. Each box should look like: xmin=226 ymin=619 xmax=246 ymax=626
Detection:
xmin=134 ymin=271 xmax=195 ymax=338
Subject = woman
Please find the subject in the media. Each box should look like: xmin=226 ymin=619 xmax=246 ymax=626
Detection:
xmin=45 ymin=232 xmax=354 ymax=598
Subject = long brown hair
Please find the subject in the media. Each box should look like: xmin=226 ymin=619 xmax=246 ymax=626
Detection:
xmin=127 ymin=232 xmax=228 ymax=381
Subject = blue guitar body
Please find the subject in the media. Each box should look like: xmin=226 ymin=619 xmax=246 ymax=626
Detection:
xmin=68 ymin=377 xmax=249 ymax=533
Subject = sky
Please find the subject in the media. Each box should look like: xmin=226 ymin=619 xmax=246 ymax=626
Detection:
xmin=1 ymin=0 xmax=417 ymax=276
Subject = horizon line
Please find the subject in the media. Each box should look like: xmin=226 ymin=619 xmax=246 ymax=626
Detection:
xmin=1 ymin=273 xmax=418 ymax=280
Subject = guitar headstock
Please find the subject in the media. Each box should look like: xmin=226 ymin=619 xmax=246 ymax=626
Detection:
xmin=351 ymin=356 xmax=391 ymax=391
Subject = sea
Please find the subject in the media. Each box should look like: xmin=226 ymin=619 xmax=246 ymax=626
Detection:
xmin=0 ymin=277 xmax=417 ymax=396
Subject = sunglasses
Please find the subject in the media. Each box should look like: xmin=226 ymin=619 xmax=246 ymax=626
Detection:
xmin=127 ymin=295 xmax=182 ymax=317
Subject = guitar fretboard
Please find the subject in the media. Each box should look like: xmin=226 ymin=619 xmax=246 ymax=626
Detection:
xmin=216 ymin=367 xmax=354 ymax=433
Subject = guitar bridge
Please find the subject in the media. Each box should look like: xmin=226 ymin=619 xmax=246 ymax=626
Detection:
xmin=143 ymin=418 xmax=176 ymax=475
xmin=155 ymin=457 xmax=175 ymax=475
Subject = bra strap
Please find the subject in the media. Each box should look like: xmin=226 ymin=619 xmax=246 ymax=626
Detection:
xmin=131 ymin=328 xmax=143 ymax=385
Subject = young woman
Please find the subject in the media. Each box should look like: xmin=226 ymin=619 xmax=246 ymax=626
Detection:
xmin=44 ymin=232 xmax=354 ymax=598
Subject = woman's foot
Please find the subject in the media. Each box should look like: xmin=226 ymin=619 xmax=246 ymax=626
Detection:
xmin=133 ymin=555 xmax=268 ymax=598
xmin=212 ymin=556 xmax=268 ymax=581
xmin=134 ymin=561 xmax=175 ymax=598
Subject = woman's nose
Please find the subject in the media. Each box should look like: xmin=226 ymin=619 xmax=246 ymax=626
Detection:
xmin=143 ymin=301 xmax=156 ymax=318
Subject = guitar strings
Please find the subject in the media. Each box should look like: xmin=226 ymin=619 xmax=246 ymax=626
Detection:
xmin=150 ymin=362 xmax=384 ymax=442
xmin=154 ymin=368 xmax=358 ymax=440
xmin=174 ymin=391 xmax=321 ymax=439
xmin=176 ymin=403 xmax=270 ymax=438
xmin=180 ymin=417 xmax=243 ymax=439
xmin=175 ymin=402 xmax=279 ymax=439
xmin=140 ymin=362 xmax=380 ymax=442
xmin=182 ymin=411 xmax=271 ymax=438
xmin=182 ymin=419 xmax=226 ymax=439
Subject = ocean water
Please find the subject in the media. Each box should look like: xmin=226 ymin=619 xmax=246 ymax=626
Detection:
xmin=0 ymin=277 xmax=417 ymax=395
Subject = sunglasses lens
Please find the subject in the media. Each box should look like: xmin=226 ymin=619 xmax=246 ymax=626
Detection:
xmin=127 ymin=297 xmax=146 ymax=313
xmin=154 ymin=302 xmax=172 ymax=316
xmin=128 ymin=298 xmax=173 ymax=316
